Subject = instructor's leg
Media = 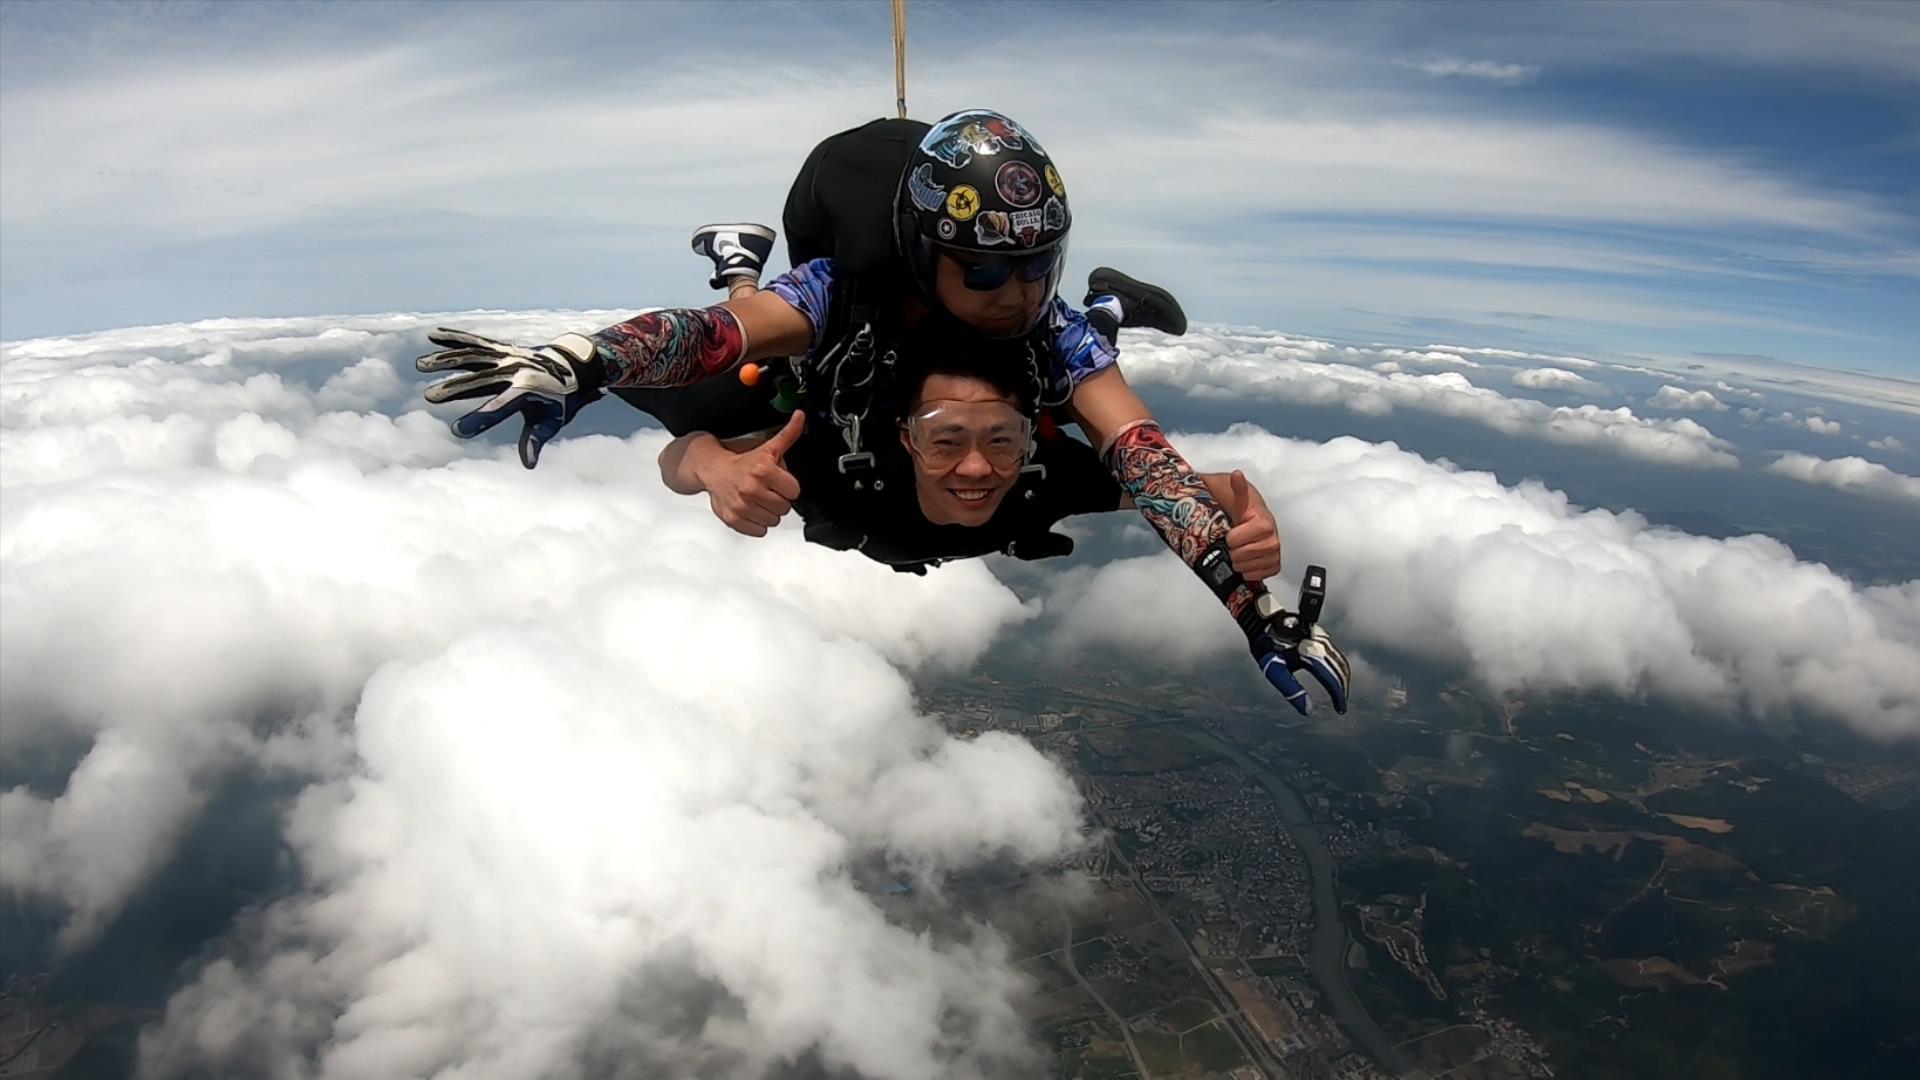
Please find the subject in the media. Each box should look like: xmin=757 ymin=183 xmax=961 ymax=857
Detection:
xmin=692 ymin=223 xmax=776 ymax=301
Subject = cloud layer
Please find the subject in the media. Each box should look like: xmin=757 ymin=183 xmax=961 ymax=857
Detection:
xmin=1121 ymin=327 xmax=1742 ymax=468
xmin=4 ymin=310 xmax=1916 ymax=1079
xmin=1766 ymin=451 xmax=1920 ymax=505
xmin=2 ymin=314 xmax=1082 ymax=1077
xmin=1049 ymin=426 xmax=1920 ymax=736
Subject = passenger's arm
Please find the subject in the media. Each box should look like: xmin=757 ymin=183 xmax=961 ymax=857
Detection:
xmin=656 ymin=411 xmax=806 ymax=537
xmin=658 ymin=429 xmax=773 ymax=496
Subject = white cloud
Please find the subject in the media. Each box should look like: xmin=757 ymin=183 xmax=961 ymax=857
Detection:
xmin=1401 ymin=58 xmax=1541 ymax=83
xmin=1766 ymin=452 xmax=1920 ymax=505
xmin=1870 ymin=435 xmax=1906 ymax=451
xmin=2 ymin=313 xmax=1083 ymax=1077
xmin=1648 ymin=384 xmax=1729 ymax=412
xmin=1049 ymin=428 xmax=1920 ymax=736
xmin=1377 ymin=348 xmax=1482 ymax=369
xmin=1125 ymin=327 xmax=1739 ymax=468
xmin=7 ymin=309 xmax=1918 ymax=1080
xmin=1512 ymin=367 xmax=1603 ymax=393
xmin=1631 ymin=352 xmax=1920 ymax=416
xmin=1426 ymin=345 xmax=1600 ymax=369
xmin=1763 ymin=410 xmax=1845 ymax=435
xmin=1713 ymin=379 xmax=1764 ymax=402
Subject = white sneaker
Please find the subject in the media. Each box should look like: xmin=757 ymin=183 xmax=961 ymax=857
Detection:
xmin=691 ymin=223 xmax=777 ymax=290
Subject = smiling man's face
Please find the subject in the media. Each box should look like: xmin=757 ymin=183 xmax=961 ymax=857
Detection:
xmin=899 ymin=373 xmax=1030 ymax=526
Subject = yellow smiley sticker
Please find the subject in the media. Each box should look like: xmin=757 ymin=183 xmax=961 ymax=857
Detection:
xmin=946 ymin=185 xmax=980 ymax=221
xmin=1044 ymin=164 xmax=1065 ymax=198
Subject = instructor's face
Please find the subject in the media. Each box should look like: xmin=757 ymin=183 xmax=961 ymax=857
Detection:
xmin=899 ymin=375 xmax=1026 ymax=527
xmin=933 ymin=254 xmax=1048 ymax=338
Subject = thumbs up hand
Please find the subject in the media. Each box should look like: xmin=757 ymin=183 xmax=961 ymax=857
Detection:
xmin=701 ymin=410 xmax=807 ymax=537
xmin=1221 ymin=469 xmax=1282 ymax=583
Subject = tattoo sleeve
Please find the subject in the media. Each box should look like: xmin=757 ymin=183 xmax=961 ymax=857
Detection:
xmin=587 ymin=307 xmax=748 ymax=389
xmin=1104 ymin=420 xmax=1262 ymax=621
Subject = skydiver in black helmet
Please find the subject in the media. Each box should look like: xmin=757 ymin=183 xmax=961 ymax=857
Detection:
xmin=415 ymin=109 xmax=1349 ymax=714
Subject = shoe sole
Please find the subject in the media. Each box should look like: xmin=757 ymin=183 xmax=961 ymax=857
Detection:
xmin=1088 ymin=266 xmax=1188 ymax=336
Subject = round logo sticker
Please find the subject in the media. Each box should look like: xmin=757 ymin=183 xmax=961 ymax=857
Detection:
xmin=995 ymin=161 xmax=1042 ymax=208
xmin=1044 ymin=163 xmax=1065 ymax=198
xmin=936 ymin=217 xmax=957 ymax=240
xmin=945 ymin=185 xmax=980 ymax=221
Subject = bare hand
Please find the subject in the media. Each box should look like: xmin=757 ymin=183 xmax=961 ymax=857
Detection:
xmin=702 ymin=410 xmax=805 ymax=537
xmin=1223 ymin=469 xmax=1282 ymax=582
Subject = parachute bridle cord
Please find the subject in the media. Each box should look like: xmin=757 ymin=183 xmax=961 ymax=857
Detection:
xmin=892 ymin=0 xmax=908 ymax=120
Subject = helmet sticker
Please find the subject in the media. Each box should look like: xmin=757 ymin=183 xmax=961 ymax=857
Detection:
xmin=928 ymin=137 xmax=973 ymax=169
xmin=921 ymin=110 xmax=1035 ymax=171
xmin=1011 ymin=207 xmax=1044 ymax=247
xmin=1044 ymin=163 xmax=1065 ymax=198
xmin=945 ymin=185 xmax=980 ymax=221
xmin=959 ymin=123 xmax=999 ymax=158
xmin=995 ymin=161 xmax=1042 ymax=208
xmin=907 ymin=163 xmax=947 ymax=213
xmin=936 ymin=217 xmax=958 ymax=240
xmin=975 ymin=211 xmax=1013 ymax=247
xmin=1043 ymin=196 xmax=1066 ymax=231
xmin=981 ymin=115 xmax=1026 ymax=150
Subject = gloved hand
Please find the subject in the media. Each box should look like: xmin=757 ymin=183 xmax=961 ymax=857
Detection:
xmin=1243 ymin=569 xmax=1350 ymax=715
xmin=416 ymin=329 xmax=605 ymax=469
xmin=1251 ymin=616 xmax=1351 ymax=716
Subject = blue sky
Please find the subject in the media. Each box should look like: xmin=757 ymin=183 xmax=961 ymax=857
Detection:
xmin=2 ymin=0 xmax=1916 ymax=376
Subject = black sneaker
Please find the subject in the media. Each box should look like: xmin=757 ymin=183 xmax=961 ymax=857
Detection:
xmin=691 ymin=223 xmax=777 ymax=290
xmin=1085 ymin=267 xmax=1188 ymax=336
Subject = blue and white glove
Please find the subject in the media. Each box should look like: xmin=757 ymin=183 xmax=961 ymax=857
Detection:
xmin=1251 ymin=615 xmax=1351 ymax=716
xmin=416 ymin=329 xmax=604 ymax=469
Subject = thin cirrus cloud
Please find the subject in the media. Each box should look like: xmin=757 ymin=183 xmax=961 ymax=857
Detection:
xmin=2 ymin=311 xmax=1916 ymax=1080
xmin=1398 ymin=57 xmax=1541 ymax=83
xmin=1 ymin=0 xmax=1914 ymax=380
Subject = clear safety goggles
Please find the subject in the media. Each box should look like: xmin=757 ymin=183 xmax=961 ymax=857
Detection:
xmin=903 ymin=400 xmax=1033 ymax=470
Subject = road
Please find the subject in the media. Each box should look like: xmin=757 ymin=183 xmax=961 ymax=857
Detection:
xmin=1058 ymin=908 xmax=1154 ymax=1078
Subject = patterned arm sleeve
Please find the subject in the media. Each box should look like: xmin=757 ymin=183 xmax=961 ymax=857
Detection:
xmin=586 ymin=307 xmax=748 ymax=390
xmin=1104 ymin=420 xmax=1265 ymax=625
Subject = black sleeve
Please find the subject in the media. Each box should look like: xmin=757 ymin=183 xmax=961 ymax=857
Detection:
xmin=1034 ymin=432 xmax=1125 ymax=520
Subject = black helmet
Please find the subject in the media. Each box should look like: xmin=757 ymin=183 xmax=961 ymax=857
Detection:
xmin=894 ymin=109 xmax=1071 ymax=332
